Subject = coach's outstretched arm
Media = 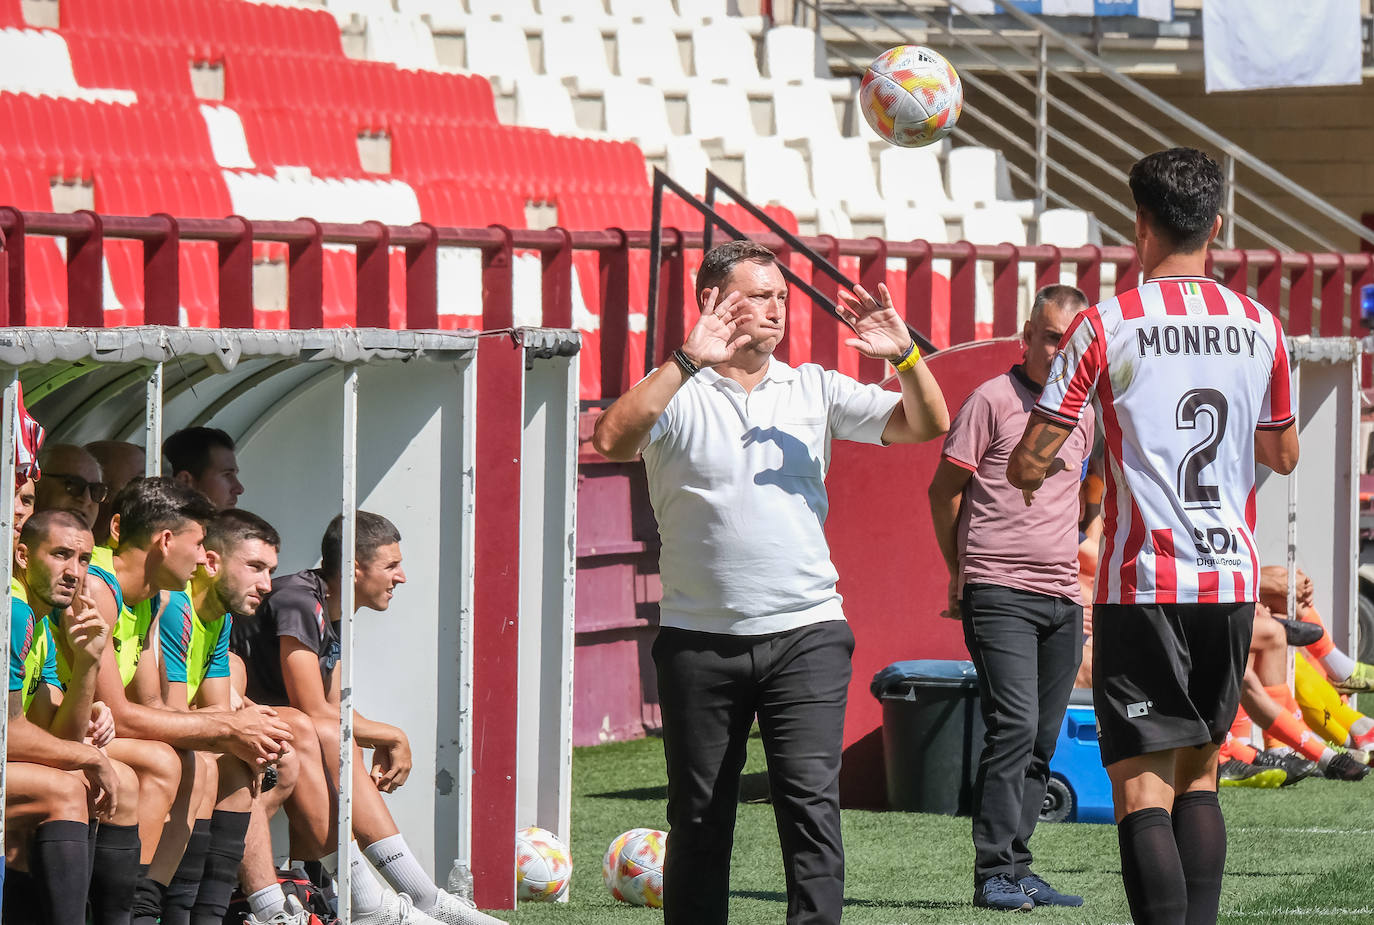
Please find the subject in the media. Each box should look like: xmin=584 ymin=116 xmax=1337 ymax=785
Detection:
xmin=839 ymin=283 xmax=949 ymax=443
xmin=592 ymin=289 xmax=747 ymax=462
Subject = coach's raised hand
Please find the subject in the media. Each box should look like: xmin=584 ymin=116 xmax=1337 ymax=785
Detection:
xmin=591 ymin=288 xmax=747 ymax=462
xmin=838 ymin=283 xmax=912 ymax=360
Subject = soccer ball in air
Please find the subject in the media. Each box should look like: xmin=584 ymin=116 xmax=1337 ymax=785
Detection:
xmin=860 ymin=45 xmax=963 ymax=148
xmin=604 ymin=828 xmax=666 ymax=907
xmin=515 ymin=826 xmax=572 ymax=902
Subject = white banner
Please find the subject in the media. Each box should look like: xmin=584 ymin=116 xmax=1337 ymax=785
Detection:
xmin=1204 ymin=0 xmax=1362 ymax=93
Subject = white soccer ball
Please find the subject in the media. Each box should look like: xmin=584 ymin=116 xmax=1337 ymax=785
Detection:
xmin=859 ymin=45 xmax=963 ymax=148
xmin=515 ymin=826 xmax=572 ymax=902
xmin=607 ymin=829 xmax=666 ymax=908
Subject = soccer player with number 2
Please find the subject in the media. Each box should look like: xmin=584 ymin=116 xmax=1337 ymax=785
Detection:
xmin=1008 ymin=148 xmax=1299 ymax=925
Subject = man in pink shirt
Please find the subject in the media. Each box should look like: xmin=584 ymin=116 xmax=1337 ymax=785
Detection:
xmin=928 ymin=285 xmax=1094 ymax=912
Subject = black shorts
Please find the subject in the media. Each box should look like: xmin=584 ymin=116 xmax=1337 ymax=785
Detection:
xmin=1092 ymin=601 xmax=1254 ymax=766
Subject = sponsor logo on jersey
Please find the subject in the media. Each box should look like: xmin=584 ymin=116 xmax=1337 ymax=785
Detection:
xmin=1127 ymin=701 xmax=1152 ymax=718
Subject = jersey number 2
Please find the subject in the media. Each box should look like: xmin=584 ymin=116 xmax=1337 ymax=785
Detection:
xmin=1176 ymin=389 xmax=1228 ymax=510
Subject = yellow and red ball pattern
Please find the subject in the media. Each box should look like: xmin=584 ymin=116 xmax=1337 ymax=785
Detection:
xmin=515 ymin=826 xmax=572 ymax=902
xmin=860 ymin=45 xmax=963 ymax=148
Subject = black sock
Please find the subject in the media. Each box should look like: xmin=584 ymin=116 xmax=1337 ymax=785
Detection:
xmin=90 ymin=822 xmax=142 ymax=925
xmin=162 ymin=818 xmax=213 ymax=925
xmin=132 ymin=862 xmax=169 ymax=925
xmin=1172 ymin=790 xmax=1227 ymax=925
xmin=3 ymin=866 xmax=44 ymax=924
xmin=190 ymin=810 xmax=252 ymax=925
xmin=1118 ymin=807 xmax=1188 ymax=925
xmin=32 ymin=819 xmax=91 ymax=925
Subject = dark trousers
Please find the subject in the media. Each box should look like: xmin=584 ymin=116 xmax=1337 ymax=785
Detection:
xmin=961 ymin=583 xmax=1082 ymax=885
xmin=653 ymin=620 xmax=854 ymax=925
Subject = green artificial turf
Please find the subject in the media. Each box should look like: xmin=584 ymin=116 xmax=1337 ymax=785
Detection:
xmin=488 ymin=731 xmax=1374 ymax=924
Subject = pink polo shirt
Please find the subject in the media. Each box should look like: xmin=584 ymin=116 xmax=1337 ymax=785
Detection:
xmin=941 ymin=365 xmax=1094 ymax=602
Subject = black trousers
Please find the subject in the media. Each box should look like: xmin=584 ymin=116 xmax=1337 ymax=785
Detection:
xmin=961 ymin=583 xmax=1082 ymax=886
xmin=653 ymin=620 xmax=854 ymax=925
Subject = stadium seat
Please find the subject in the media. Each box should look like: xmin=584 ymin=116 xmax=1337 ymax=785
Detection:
xmin=947 ymin=145 xmax=1035 ymax=219
xmin=676 ymin=0 xmax=764 ymax=34
xmin=616 ymin=22 xmax=692 ymax=96
xmin=602 ymin=80 xmax=674 ymax=157
xmin=762 ymin=25 xmax=852 ymax=98
xmin=1037 ymin=207 xmax=1101 ymax=247
xmin=606 ymin=0 xmax=691 ymax=34
xmin=691 ymin=21 xmax=769 ymax=93
xmin=885 ymin=206 xmax=950 ymax=272
xmin=321 ymin=0 xmax=394 ymax=27
xmin=0 ymin=28 xmax=137 ymax=103
xmin=514 ymin=75 xmax=583 ymax=136
xmin=742 ymin=137 xmax=817 ymax=225
xmin=540 ymin=20 xmax=616 ymax=93
xmin=467 ymin=0 xmax=542 ymax=29
xmin=808 ymin=137 xmax=887 ymax=226
xmin=364 ymin=14 xmax=440 ymax=69
xmin=65 ymin=34 xmax=195 ymax=100
xmin=199 ymin=104 xmax=256 ymax=169
xmin=879 ymin=144 xmax=963 ymax=221
xmin=663 ymin=135 xmax=709 ymax=195
xmin=463 ymin=19 xmax=535 ymax=94
xmin=686 ymin=81 xmax=756 ymax=157
xmin=0 ymin=0 xmax=22 ymax=27
xmin=395 ymin=0 xmax=468 ymax=32
xmin=962 ymin=202 xmax=1035 ymax=323
xmin=772 ymin=81 xmax=840 ymax=144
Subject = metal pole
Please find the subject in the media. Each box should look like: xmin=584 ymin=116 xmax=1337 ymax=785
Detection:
xmin=1224 ymin=155 xmax=1236 ymax=251
xmin=337 ymin=366 xmax=359 ymax=923
xmin=145 ymin=362 xmax=163 ymax=476
xmin=1036 ymin=33 xmax=1048 ymax=215
xmin=0 ymin=371 xmax=19 ymax=859
xmin=1286 ymin=366 xmax=1299 ymax=689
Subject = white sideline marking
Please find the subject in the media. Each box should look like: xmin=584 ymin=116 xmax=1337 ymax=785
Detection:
xmin=1232 ymin=826 xmax=1374 ymax=836
xmin=1228 ymin=909 xmax=1374 ymax=919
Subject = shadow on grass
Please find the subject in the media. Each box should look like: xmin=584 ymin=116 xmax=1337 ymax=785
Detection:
xmin=589 ymin=771 xmax=773 ymax=803
xmin=730 ymin=890 xmax=964 ymax=911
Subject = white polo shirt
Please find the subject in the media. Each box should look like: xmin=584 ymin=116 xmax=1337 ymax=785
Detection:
xmin=642 ymin=358 xmax=902 ymax=636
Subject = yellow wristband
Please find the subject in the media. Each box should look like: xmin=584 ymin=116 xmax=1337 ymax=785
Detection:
xmin=893 ymin=342 xmax=922 ymax=373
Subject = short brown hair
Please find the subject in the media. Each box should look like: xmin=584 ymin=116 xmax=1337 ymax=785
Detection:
xmin=694 ymin=240 xmax=777 ymax=302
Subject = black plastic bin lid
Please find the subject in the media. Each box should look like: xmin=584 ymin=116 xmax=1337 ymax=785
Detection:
xmin=870 ymin=659 xmax=979 ymax=699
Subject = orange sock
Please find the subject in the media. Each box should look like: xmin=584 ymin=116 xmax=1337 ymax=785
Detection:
xmin=1263 ymin=683 xmax=1328 ymax=761
xmin=1300 ymin=605 xmax=1335 ymax=658
xmin=1227 ymin=711 xmax=1258 ymax=762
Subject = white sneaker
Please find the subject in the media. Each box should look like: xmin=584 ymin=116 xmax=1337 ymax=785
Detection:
xmin=421 ymin=888 xmax=507 ymax=925
xmin=245 ymin=895 xmax=315 ymax=925
xmin=353 ymin=890 xmax=445 ymax=925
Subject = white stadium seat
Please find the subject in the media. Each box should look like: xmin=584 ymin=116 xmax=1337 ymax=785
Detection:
xmin=676 ymin=0 xmax=764 ymax=34
xmin=879 ymin=145 xmax=963 ymax=221
xmin=617 ymin=22 xmax=693 ymax=95
xmin=607 ymin=0 xmax=692 ymax=33
xmin=1037 ymin=207 xmax=1101 ymax=247
xmin=763 ymin=25 xmax=852 ymax=98
xmin=539 ymin=0 xmax=615 ymax=28
xmin=395 ymin=0 xmax=468 ymax=32
xmin=464 ymin=19 xmax=536 ymax=94
xmin=947 ymin=145 xmax=1035 ymax=219
xmin=686 ymin=81 xmax=756 ymax=157
xmin=771 ymin=80 xmax=840 ymax=144
xmin=199 ymin=104 xmax=256 ymax=169
xmin=691 ymin=21 xmax=769 ymax=93
xmin=603 ymin=79 xmax=675 ymax=157
xmin=742 ymin=137 xmax=817 ymax=224
xmin=363 ymin=14 xmax=440 ymax=69
xmin=0 ymin=28 xmax=136 ymax=103
xmin=541 ymin=20 xmax=616 ymax=92
xmin=884 ymin=207 xmax=951 ymax=277
xmin=514 ymin=75 xmax=582 ymax=135
xmin=467 ymin=0 xmax=542 ymax=29
xmin=808 ymin=137 xmax=887 ymax=224
xmin=664 ymin=136 xmax=710 ymax=195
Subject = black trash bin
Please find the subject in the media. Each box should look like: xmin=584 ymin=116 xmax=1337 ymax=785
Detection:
xmin=871 ymin=659 xmax=985 ymax=816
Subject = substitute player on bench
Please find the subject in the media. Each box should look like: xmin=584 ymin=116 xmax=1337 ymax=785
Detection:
xmin=1010 ymin=147 xmax=1298 ymax=925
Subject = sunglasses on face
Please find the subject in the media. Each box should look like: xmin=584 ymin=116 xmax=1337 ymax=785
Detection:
xmin=46 ymin=473 xmax=109 ymax=503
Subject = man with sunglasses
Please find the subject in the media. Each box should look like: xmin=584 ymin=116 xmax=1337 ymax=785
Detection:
xmin=35 ymin=445 xmax=109 ymax=531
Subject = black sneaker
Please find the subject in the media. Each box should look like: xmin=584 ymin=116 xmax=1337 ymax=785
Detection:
xmin=1217 ymin=757 xmax=1286 ymax=788
xmin=1018 ymin=872 xmax=1083 ymax=907
xmin=1272 ymin=616 xmax=1325 ymax=648
xmin=973 ymin=873 xmax=1032 ymax=911
xmin=1254 ymin=749 xmax=1319 ymax=786
xmin=1323 ymin=751 xmax=1371 ymax=781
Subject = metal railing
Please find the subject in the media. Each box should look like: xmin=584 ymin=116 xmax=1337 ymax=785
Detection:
xmin=811 ymin=0 xmax=1374 ymax=254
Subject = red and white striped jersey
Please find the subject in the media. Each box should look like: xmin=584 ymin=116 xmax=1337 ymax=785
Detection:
xmin=1036 ymin=276 xmax=1293 ymax=605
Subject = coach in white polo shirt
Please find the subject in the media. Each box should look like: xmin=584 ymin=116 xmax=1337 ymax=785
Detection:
xmin=593 ymin=240 xmax=949 ymax=925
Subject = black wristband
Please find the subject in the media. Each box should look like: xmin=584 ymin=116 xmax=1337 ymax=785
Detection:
xmin=673 ymin=348 xmax=700 ymax=377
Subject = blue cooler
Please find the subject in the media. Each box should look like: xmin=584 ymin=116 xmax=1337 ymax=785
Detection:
xmin=1043 ymin=688 xmax=1114 ymax=824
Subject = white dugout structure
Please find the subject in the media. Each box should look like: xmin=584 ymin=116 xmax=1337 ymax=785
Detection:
xmin=0 ymin=326 xmax=581 ymax=913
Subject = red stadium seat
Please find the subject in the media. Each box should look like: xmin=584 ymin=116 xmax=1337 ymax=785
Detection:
xmin=0 ymin=0 xmax=23 ymax=27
